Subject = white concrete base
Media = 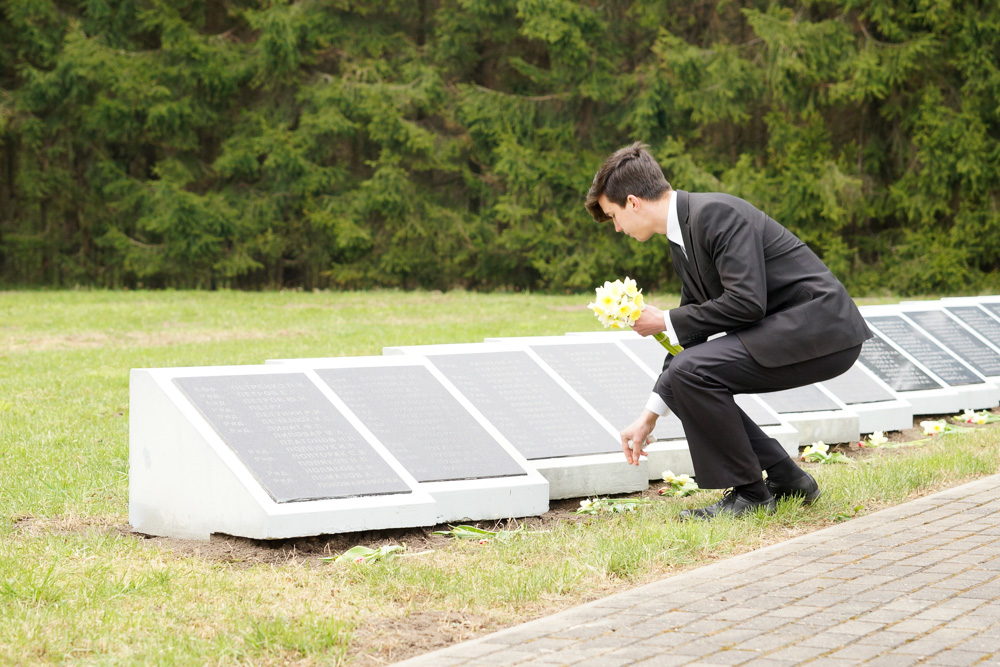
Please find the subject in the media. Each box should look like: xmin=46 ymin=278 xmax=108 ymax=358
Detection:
xmin=853 ymin=400 xmax=915 ymax=434
xmin=422 ymin=476 xmax=550 ymax=523
xmin=129 ymin=367 xmax=439 ymax=541
xmin=645 ymin=439 xmax=696 ymax=477
xmin=953 ymin=382 xmax=1000 ymax=411
xmin=532 ymin=454 xmax=649 ymax=499
xmin=781 ymin=409 xmax=860 ymax=446
xmin=764 ymin=423 xmax=803 ymax=457
xmin=892 ymin=388 xmax=963 ymax=415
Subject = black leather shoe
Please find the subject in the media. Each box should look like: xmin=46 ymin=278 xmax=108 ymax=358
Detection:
xmin=765 ymin=471 xmax=821 ymax=505
xmin=678 ymin=490 xmax=776 ymax=521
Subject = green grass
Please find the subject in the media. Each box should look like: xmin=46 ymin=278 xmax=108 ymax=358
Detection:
xmin=1 ymin=289 xmax=998 ymax=666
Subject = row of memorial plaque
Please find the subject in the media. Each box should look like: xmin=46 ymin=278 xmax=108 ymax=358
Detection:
xmin=146 ymin=297 xmax=1000 ymax=520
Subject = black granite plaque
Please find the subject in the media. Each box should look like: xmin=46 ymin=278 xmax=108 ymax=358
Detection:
xmin=621 ymin=336 xmax=779 ymax=426
xmin=820 ymin=365 xmax=896 ymax=405
xmin=174 ymin=374 xmax=410 ymax=503
xmin=905 ymin=310 xmax=1000 ymax=377
xmin=758 ymin=385 xmax=840 ymax=413
xmin=867 ymin=315 xmax=983 ymax=386
xmin=429 ymin=352 xmax=619 ymax=459
xmin=315 ymin=366 xmax=526 ymax=483
xmin=945 ymin=306 xmax=1000 ymax=348
xmin=530 ymin=343 xmax=686 ymax=440
xmin=857 ymin=335 xmax=942 ymax=392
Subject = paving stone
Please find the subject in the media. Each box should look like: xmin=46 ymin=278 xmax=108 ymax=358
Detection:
xmin=516 ymin=637 xmax=581 ymax=652
xmin=599 ymin=644 xmax=671 ymax=664
xmin=759 ymin=644 xmax=828 ymax=662
xmin=959 ymin=632 xmax=1000 ymax=652
xmin=632 ymin=653 xmax=701 ymax=666
xmin=557 ymin=653 xmax=636 ymax=667
xmin=920 ymin=649 xmax=997 ymax=665
xmin=674 ymin=620 xmax=735 ymax=635
xmin=855 ymin=631 xmax=918 ymax=649
xmin=731 ymin=615 xmax=794 ymax=632
xmin=950 ymin=614 xmax=999 ymax=631
xmin=907 ymin=588 xmax=957 ymax=602
xmin=734 ymin=659 xmax=799 ymax=667
xmin=920 ymin=626 xmax=981 ymax=644
xmin=796 ymin=631 xmax=865 ymax=650
xmin=884 ymin=618 xmax=945 ymax=633
xmin=694 ymin=649 xmax=762 ymax=665
xmin=823 ymin=619 xmax=887 ymax=636
xmin=826 ymin=641 xmax=887 ymax=660
xmin=704 ymin=608 xmax=760 ymax=623
xmin=891 ymin=638 xmax=951 ymax=656
xmin=861 ymin=653 xmax=923 ymax=666
xmin=433 ymin=642 xmax=508 ymax=658
xmin=912 ymin=607 xmax=968 ymax=622
xmin=468 ymin=649 xmax=545 ymax=665
xmin=854 ymin=607 xmax=916 ymax=624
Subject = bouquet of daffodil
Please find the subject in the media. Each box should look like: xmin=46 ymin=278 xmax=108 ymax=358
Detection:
xmin=858 ymin=430 xmax=890 ymax=448
xmin=953 ymin=409 xmax=1000 ymax=425
xmin=588 ymin=277 xmax=683 ymax=355
xmin=800 ymin=441 xmax=850 ymax=464
xmin=658 ymin=470 xmax=700 ymax=497
xmin=574 ymin=496 xmax=651 ymax=515
xmin=920 ymin=419 xmax=972 ymax=436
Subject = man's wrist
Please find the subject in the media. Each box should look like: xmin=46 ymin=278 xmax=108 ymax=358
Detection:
xmin=643 ymin=392 xmax=668 ymax=417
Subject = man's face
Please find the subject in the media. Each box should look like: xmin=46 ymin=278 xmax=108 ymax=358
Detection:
xmin=598 ymin=194 xmax=655 ymax=241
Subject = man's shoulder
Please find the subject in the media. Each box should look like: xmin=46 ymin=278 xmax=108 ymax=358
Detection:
xmin=686 ymin=191 xmax=750 ymax=207
xmin=685 ymin=191 xmax=762 ymax=223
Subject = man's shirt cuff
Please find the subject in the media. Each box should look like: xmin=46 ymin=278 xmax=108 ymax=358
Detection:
xmin=663 ymin=310 xmax=680 ymax=346
xmin=644 ymin=392 xmax=669 ymax=417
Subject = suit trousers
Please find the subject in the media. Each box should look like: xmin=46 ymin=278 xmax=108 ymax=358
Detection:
xmin=655 ymin=334 xmax=863 ymax=489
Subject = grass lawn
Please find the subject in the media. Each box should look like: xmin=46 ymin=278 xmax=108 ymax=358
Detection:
xmin=1 ymin=289 xmax=997 ymax=666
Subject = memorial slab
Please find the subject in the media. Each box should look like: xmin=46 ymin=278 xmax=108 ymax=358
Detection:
xmin=573 ymin=331 xmax=849 ymax=446
xmin=900 ymin=304 xmax=1000 ymax=380
xmin=818 ymin=364 xmax=913 ymax=433
xmin=523 ymin=338 xmax=695 ymax=477
xmin=754 ymin=384 xmax=860 ymax=445
xmin=944 ymin=305 xmax=1000 ymax=349
xmin=862 ymin=305 xmax=999 ymax=410
xmin=303 ymin=357 xmax=549 ymax=522
xmin=938 ymin=295 xmax=1000 ymax=349
xmin=378 ymin=341 xmax=649 ymax=498
xmin=600 ymin=332 xmax=799 ymax=448
xmin=982 ymin=302 xmax=1000 ymax=321
xmin=130 ymin=365 xmax=437 ymax=541
xmin=486 ymin=335 xmax=796 ymax=477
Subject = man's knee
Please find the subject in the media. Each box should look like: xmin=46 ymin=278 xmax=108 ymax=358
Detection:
xmin=667 ymin=350 xmax=701 ymax=383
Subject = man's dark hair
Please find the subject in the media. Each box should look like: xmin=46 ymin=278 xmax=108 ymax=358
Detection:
xmin=585 ymin=142 xmax=671 ymax=222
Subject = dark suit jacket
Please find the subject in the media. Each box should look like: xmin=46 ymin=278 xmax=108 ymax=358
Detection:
xmin=667 ymin=190 xmax=871 ymax=368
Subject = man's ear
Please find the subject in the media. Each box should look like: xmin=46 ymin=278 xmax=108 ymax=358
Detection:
xmin=626 ymin=194 xmax=639 ymax=210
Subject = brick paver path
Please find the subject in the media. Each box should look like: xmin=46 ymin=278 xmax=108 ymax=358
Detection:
xmin=394 ymin=474 xmax=1000 ymax=666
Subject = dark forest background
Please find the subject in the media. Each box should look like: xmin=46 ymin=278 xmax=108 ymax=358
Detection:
xmin=1 ymin=0 xmax=998 ymax=294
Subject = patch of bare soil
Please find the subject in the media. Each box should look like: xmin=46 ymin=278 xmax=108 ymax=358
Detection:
xmin=350 ymin=610 xmax=493 ymax=665
xmin=142 ymin=497 xmax=593 ymax=569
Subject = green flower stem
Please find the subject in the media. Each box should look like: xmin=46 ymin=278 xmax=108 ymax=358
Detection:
xmin=653 ymin=332 xmax=684 ymax=357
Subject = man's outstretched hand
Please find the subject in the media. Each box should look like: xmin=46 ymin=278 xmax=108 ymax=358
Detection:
xmin=620 ymin=410 xmax=659 ymax=465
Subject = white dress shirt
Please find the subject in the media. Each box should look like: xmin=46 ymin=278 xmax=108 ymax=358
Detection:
xmin=645 ymin=190 xmax=683 ymax=417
